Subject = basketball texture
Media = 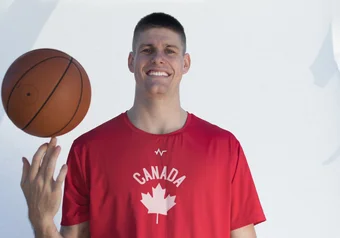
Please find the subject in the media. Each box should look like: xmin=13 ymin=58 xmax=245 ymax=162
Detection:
xmin=1 ymin=48 xmax=91 ymax=137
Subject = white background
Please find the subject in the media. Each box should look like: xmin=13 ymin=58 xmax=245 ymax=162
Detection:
xmin=1 ymin=0 xmax=340 ymax=237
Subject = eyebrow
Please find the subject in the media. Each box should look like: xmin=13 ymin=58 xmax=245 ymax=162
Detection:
xmin=138 ymin=44 xmax=180 ymax=50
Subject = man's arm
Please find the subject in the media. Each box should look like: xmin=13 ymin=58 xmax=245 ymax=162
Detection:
xmin=230 ymin=224 xmax=257 ymax=238
xmin=33 ymin=221 xmax=89 ymax=238
xmin=60 ymin=221 xmax=90 ymax=238
xmin=33 ymin=221 xmax=64 ymax=238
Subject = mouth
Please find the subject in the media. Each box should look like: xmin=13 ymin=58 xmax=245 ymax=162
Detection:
xmin=146 ymin=70 xmax=171 ymax=77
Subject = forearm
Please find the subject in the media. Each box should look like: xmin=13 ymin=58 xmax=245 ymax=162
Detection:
xmin=33 ymin=222 xmax=64 ymax=238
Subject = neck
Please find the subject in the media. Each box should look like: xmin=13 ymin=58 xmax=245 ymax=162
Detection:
xmin=127 ymin=94 xmax=187 ymax=134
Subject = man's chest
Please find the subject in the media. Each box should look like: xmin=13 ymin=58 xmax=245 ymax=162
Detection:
xmin=85 ymin=138 xmax=233 ymax=234
xmin=88 ymin=138 xmax=229 ymax=192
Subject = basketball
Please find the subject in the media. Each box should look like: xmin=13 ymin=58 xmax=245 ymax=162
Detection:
xmin=1 ymin=48 xmax=91 ymax=138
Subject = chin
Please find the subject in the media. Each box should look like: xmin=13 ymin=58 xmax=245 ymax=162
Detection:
xmin=146 ymin=85 xmax=169 ymax=95
xmin=144 ymin=80 xmax=171 ymax=94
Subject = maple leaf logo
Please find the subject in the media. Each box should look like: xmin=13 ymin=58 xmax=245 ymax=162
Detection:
xmin=140 ymin=183 xmax=176 ymax=224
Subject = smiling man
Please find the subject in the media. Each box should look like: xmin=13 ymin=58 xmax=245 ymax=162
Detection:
xmin=21 ymin=12 xmax=266 ymax=238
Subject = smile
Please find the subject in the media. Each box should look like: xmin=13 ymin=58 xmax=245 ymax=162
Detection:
xmin=146 ymin=70 xmax=170 ymax=77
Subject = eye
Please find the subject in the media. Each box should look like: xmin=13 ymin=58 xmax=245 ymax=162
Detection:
xmin=165 ymin=48 xmax=176 ymax=54
xmin=141 ymin=48 xmax=152 ymax=54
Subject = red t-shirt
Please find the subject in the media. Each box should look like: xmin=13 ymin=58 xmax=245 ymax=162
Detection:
xmin=61 ymin=112 xmax=266 ymax=237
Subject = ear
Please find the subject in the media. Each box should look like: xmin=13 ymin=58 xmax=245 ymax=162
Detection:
xmin=183 ymin=53 xmax=191 ymax=74
xmin=128 ymin=51 xmax=135 ymax=73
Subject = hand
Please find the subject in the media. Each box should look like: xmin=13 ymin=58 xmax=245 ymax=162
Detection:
xmin=20 ymin=137 xmax=68 ymax=230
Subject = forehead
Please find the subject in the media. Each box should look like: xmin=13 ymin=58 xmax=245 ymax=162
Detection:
xmin=136 ymin=28 xmax=183 ymax=48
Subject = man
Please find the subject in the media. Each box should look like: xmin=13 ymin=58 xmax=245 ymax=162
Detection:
xmin=20 ymin=12 xmax=266 ymax=238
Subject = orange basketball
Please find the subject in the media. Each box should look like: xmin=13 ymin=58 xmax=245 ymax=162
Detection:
xmin=1 ymin=48 xmax=91 ymax=138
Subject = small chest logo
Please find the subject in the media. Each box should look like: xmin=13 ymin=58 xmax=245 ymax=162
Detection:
xmin=155 ymin=148 xmax=167 ymax=156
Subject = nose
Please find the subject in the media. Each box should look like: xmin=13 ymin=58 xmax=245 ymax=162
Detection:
xmin=151 ymin=51 xmax=165 ymax=64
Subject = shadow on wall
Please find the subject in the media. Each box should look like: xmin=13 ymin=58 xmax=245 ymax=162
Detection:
xmin=310 ymin=24 xmax=339 ymax=88
xmin=309 ymin=23 xmax=340 ymax=165
xmin=0 ymin=0 xmax=60 ymax=126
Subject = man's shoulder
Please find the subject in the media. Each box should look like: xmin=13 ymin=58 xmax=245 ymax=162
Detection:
xmin=189 ymin=113 xmax=239 ymax=143
xmin=72 ymin=112 xmax=127 ymax=146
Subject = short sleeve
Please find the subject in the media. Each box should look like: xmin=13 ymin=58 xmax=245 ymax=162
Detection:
xmin=230 ymin=140 xmax=266 ymax=230
xmin=60 ymin=142 xmax=90 ymax=226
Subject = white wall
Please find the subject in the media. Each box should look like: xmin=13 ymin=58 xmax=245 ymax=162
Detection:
xmin=1 ymin=0 xmax=340 ymax=237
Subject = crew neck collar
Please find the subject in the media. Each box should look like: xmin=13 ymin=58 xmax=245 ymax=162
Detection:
xmin=122 ymin=110 xmax=192 ymax=137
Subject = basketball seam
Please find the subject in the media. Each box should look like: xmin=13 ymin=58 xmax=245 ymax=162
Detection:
xmin=22 ymin=58 xmax=74 ymax=130
xmin=48 ymin=59 xmax=84 ymax=137
xmin=5 ymin=56 xmax=70 ymax=114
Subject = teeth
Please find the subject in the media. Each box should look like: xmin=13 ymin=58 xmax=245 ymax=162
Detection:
xmin=148 ymin=71 xmax=169 ymax=76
